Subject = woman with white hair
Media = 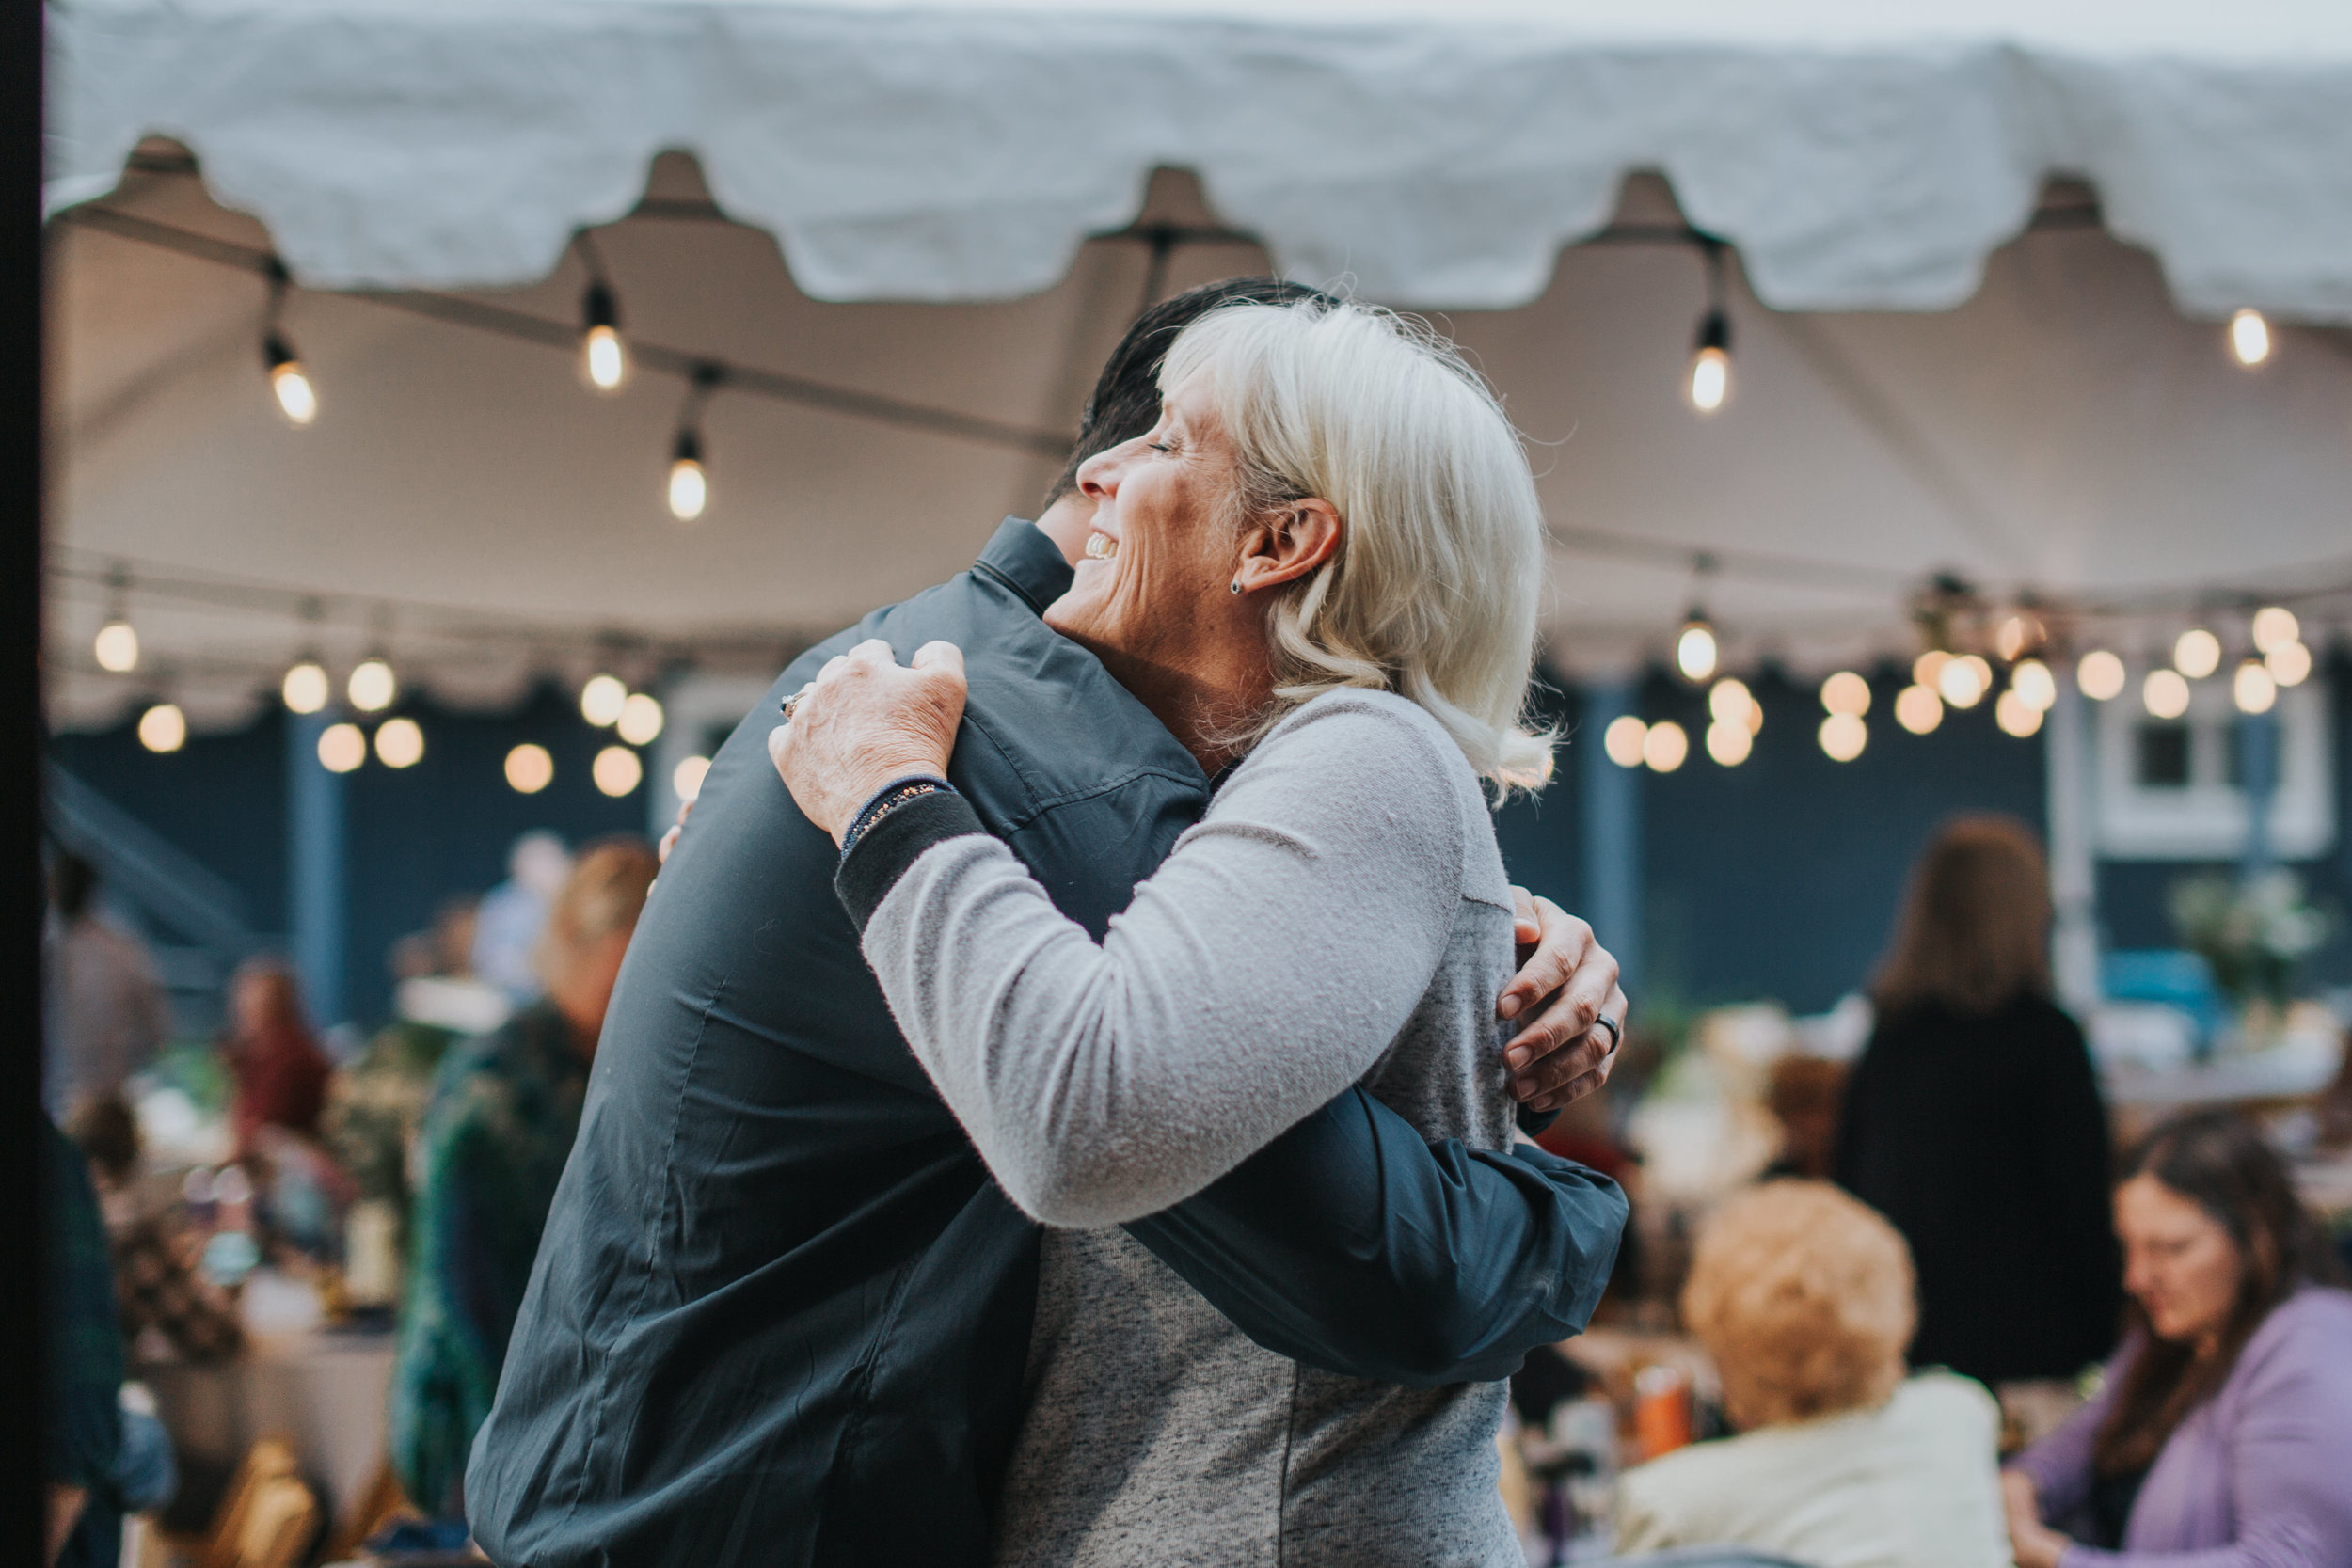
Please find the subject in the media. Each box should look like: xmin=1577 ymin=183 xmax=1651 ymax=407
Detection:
xmin=771 ymin=297 xmax=1621 ymax=1565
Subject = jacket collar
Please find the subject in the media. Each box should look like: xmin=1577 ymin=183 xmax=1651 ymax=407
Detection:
xmin=973 ymin=516 xmax=1073 ymax=617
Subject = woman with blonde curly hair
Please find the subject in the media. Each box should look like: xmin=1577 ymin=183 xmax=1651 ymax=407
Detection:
xmin=1615 ymin=1180 xmax=2011 ymax=1568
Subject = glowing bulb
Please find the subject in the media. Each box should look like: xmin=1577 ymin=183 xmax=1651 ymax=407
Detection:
xmin=1676 ymin=620 xmax=1718 ymax=683
xmin=2142 ymin=668 xmax=2191 ymax=720
xmin=2249 ymin=608 xmax=2298 ymax=654
xmin=1912 ymin=650 xmax=1951 ymax=689
xmin=1642 ymin=721 xmax=1689 ymax=773
xmin=1687 ymin=347 xmax=1729 ymax=413
xmin=2077 ymin=650 xmax=2126 ymax=701
xmin=583 ymin=325 xmax=627 ymax=392
xmin=375 ymin=716 xmax=424 ymax=768
xmin=264 ymin=336 xmax=318 ymax=426
xmin=93 ymin=619 xmax=139 ymax=673
xmin=317 ymin=721 xmax=366 ymax=772
xmin=1818 ymin=712 xmax=1867 ymax=762
xmin=2265 ymin=641 xmax=2311 ymax=687
xmin=617 ymin=692 xmax=665 ymax=746
xmin=2229 ymin=309 xmax=2270 ymax=368
xmin=137 ymin=703 xmax=186 ymax=753
xmin=1820 ymin=672 xmax=1871 ymax=718
xmin=580 ymin=673 xmax=628 ymax=727
xmin=1994 ymin=615 xmax=2042 ymax=662
xmin=1602 ymin=715 xmax=1648 ymax=768
xmin=668 ymin=457 xmax=707 ymax=522
xmin=2010 ymin=658 xmax=2057 ymax=712
xmin=1707 ymin=679 xmax=1753 ymax=726
xmin=1995 ymin=691 xmax=2044 ymax=737
xmin=593 ymin=744 xmax=644 ymax=797
xmin=673 ymin=755 xmax=712 ymax=801
xmin=1705 ymin=719 xmax=1752 ymax=766
xmin=282 ymin=660 xmax=329 ymax=714
xmin=2172 ymin=628 xmax=2220 ymax=680
xmin=2233 ymin=660 xmax=2277 ymax=715
xmin=1937 ymin=656 xmax=1987 ymax=709
xmin=505 ymin=743 xmax=553 ymax=794
xmin=1894 ymin=685 xmax=1944 ymax=735
xmin=348 ymin=658 xmax=396 ymax=713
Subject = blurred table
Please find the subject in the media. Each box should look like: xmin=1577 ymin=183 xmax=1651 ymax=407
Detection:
xmin=142 ymin=1271 xmax=395 ymax=1535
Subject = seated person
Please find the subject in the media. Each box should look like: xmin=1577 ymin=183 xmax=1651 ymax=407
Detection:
xmin=68 ymin=1095 xmax=244 ymax=1364
xmin=2005 ymin=1109 xmax=2352 ymax=1567
xmin=388 ymin=837 xmax=658 ymax=1519
xmin=1614 ymin=1180 xmax=2010 ymax=1568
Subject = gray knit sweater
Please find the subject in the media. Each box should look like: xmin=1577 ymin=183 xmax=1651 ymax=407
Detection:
xmin=862 ymin=688 xmax=1522 ymax=1566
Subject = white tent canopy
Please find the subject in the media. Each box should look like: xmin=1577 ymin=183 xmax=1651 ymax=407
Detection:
xmin=41 ymin=1 xmax=2352 ymax=734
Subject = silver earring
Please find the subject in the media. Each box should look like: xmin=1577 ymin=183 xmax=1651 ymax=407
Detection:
xmin=1230 ymin=580 xmax=1243 ymax=594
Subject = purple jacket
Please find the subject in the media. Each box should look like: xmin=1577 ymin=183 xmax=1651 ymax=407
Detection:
xmin=2011 ymin=1287 xmax=2352 ymax=1568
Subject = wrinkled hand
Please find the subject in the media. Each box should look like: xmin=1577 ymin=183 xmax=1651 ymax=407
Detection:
xmin=658 ymin=795 xmax=694 ymax=863
xmin=1497 ymin=890 xmax=1627 ymax=1114
xmin=2003 ymin=1471 xmax=2069 ymax=1568
xmin=767 ymin=639 xmax=968 ymax=845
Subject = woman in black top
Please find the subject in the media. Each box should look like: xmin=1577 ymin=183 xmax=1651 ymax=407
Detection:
xmin=1836 ymin=815 xmax=2122 ymax=1386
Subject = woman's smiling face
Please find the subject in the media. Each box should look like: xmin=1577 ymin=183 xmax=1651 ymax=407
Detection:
xmin=1044 ymin=372 xmax=1247 ymax=675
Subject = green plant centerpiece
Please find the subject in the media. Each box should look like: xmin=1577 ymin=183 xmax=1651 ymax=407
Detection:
xmin=2169 ymin=869 xmax=2330 ymax=1032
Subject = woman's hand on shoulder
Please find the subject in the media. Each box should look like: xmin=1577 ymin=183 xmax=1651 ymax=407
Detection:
xmin=767 ymin=639 xmax=968 ymax=846
xmin=1499 ymin=890 xmax=1627 ymax=1114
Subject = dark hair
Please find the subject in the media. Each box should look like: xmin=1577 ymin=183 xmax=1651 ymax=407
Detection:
xmin=1871 ymin=815 xmax=2053 ymax=1017
xmin=51 ymin=851 xmax=99 ymax=923
xmin=68 ymin=1093 xmax=141 ymax=1186
xmin=1043 ymin=277 xmax=1339 ymax=504
xmin=2093 ymin=1109 xmax=2343 ymax=1474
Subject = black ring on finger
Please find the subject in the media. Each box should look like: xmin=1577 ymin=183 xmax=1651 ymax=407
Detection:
xmin=1593 ymin=1013 xmax=1622 ymax=1053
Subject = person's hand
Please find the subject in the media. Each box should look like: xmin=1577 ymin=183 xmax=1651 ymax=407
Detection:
xmin=658 ymin=795 xmax=694 ymax=863
xmin=1498 ymin=890 xmax=1627 ymax=1114
xmin=2004 ymin=1470 xmax=2070 ymax=1568
xmin=767 ymin=639 xmax=968 ymax=845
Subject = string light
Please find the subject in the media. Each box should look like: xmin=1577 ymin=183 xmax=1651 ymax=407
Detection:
xmin=94 ymin=617 xmax=139 ymax=673
xmin=1894 ymin=685 xmax=1944 ymax=735
xmin=282 ymin=660 xmax=329 ymax=714
xmin=1708 ymin=678 xmax=1756 ymax=728
xmin=1994 ymin=614 xmax=2043 ymax=662
xmin=2143 ymin=668 xmax=2191 ymax=720
xmin=1603 ymin=715 xmax=1648 ymax=768
xmin=593 ymin=744 xmax=644 ymax=796
xmin=2233 ymin=659 xmax=2277 ymax=715
xmin=505 ymin=743 xmax=554 ymax=794
xmin=580 ymin=673 xmax=628 ymax=727
xmin=673 ymin=755 xmax=712 ymax=801
xmin=617 ymin=692 xmax=665 ymax=746
xmin=1685 ymin=240 xmax=1732 ymax=415
xmin=1820 ymin=672 xmax=1871 ymax=718
xmin=1912 ymin=650 xmax=1951 ymax=689
xmin=581 ymin=282 xmax=628 ymax=392
xmin=348 ymin=657 xmax=397 ymax=713
xmin=2228 ymin=309 xmax=2271 ymax=368
xmin=1641 ymin=721 xmax=1689 ymax=773
xmin=2010 ymin=658 xmax=2058 ymax=712
xmin=317 ymin=721 xmax=366 ymax=772
xmin=1818 ymin=712 xmax=1867 ymax=761
xmin=1937 ymin=655 xmax=1989 ymax=709
xmin=2249 ymin=607 xmax=2299 ymax=654
xmin=2077 ymin=650 xmax=2126 ymax=701
xmin=2172 ymin=627 xmax=2220 ymax=680
xmin=136 ymin=702 xmax=186 ymax=753
xmin=264 ymin=336 xmax=318 ymax=426
xmin=2265 ymin=639 xmax=2312 ymax=687
xmin=1994 ymin=690 xmax=2044 ymax=737
xmin=666 ymin=364 xmax=723 ymax=524
xmin=1675 ymin=611 xmax=1718 ymax=684
xmin=1705 ymin=719 xmax=1752 ymax=766
xmin=375 ymin=716 xmax=425 ymax=768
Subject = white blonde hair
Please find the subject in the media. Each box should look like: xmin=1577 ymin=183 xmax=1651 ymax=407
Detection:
xmin=1161 ymin=298 xmax=1553 ymax=793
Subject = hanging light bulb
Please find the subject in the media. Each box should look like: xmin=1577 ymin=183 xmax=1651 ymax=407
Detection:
xmin=2233 ymin=659 xmax=2278 ymax=715
xmin=673 ymin=755 xmax=713 ymax=801
xmin=1820 ymin=671 xmax=1871 ymax=718
xmin=1994 ymin=614 xmax=2044 ymax=663
xmin=2077 ymin=650 xmax=2126 ymax=701
xmin=317 ymin=721 xmax=367 ymax=773
xmin=1602 ymin=715 xmax=1648 ymax=768
xmin=504 ymin=743 xmax=554 ymax=794
xmin=2172 ymin=627 xmax=2221 ymax=680
xmin=2142 ymin=668 xmax=2191 ymax=720
xmin=348 ymin=657 xmax=397 ymax=713
xmin=2265 ymin=640 xmax=2312 ymax=688
xmin=1675 ymin=612 xmax=1718 ymax=683
xmin=2228 ymin=309 xmax=2271 ymax=368
xmin=1686 ymin=310 xmax=1731 ymax=414
xmin=2249 ymin=607 xmax=2298 ymax=654
xmin=136 ymin=702 xmax=186 ymax=753
xmin=1937 ymin=655 xmax=1988 ymax=709
xmin=1641 ymin=721 xmax=1689 ymax=773
xmin=263 ymin=333 xmax=318 ymax=425
xmin=580 ymin=673 xmax=628 ymax=727
xmin=2010 ymin=658 xmax=2058 ymax=712
xmin=1894 ymin=685 xmax=1944 ymax=735
xmin=282 ymin=659 xmax=329 ymax=714
xmin=1705 ymin=719 xmax=1752 ymax=766
xmin=1818 ymin=712 xmax=1867 ymax=762
xmin=668 ymin=430 xmax=707 ymax=523
xmin=374 ymin=717 xmax=425 ymax=768
xmin=581 ymin=280 xmax=628 ymax=392
xmin=593 ymin=744 xmax=644 ymax=797
xmin=93 ymin=617 xmax=139 ymax=673
xmin=1994 ymin=690 xmax=2044 ymax=737
xmin=1912 ymin=650 xmax=1952 ymax=690
xmin=617 ymin=692 xmax=665 ymax=746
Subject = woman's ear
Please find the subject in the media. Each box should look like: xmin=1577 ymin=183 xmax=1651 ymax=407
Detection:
xmin=1233 ymin=499 xmax=1343 ymax=594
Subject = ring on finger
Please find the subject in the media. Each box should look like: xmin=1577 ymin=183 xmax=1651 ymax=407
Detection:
xmin=1593 ymin=1013 xmax=1622 ymax=1053
xmin=779 ymin=682 xmax=817 ymax=722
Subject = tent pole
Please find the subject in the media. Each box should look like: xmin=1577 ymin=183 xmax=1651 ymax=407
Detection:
xmin=1579 ymin=676 xmax=1644 ymax=996
xmin=2045 ymin=670 xmax=2101 ymax=1014
xmin=287 ymin=712 xmax=348 ymax=1028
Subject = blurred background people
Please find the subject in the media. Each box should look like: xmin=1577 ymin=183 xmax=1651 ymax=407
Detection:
xmin=1836 ymin=816 xmax=2122 ymax=1386
xmin=1613 ymin=1180 xmax=2010 ymax=1568
xmin=2005 ymin=1111 xmax=2352 ymax=1567
xmin=43 ymin=851 xmax=169 ymax=1122
xmin=67 ymin=1096 xmax=244 ymax=1365
xmin=469 ymin=831 xmax=571 ymax=1006
xmin=389 ymin=836 xmax=657 ymax=1519
xmin=221 ymin=959 xmax=332 ymax=1158
xmin=1763 ymin=1054 xmax=1847 ymax=1181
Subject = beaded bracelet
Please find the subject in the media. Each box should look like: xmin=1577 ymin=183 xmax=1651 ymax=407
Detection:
xmin=838 ymin=774 xmax=953 ymax=861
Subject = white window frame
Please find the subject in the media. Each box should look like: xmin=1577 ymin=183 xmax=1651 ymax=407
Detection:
xmin=2092 ymin=670 xmax=2333 ymax=862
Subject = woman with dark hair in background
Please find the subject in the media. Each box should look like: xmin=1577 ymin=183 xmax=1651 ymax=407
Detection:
xmin=1835 ymin=815 xmax=2122 ymax=1386
xmin=221 ymin=959 xmax=333 ymax=1155
xmin=2005 ymin=1110 xmax=2352 ymax=1565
